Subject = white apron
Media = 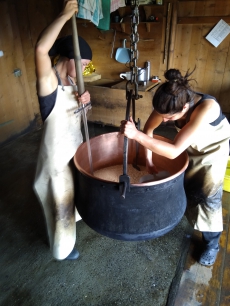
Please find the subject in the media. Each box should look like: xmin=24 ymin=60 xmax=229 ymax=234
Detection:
xmin=34 ymin=83 xmax=82 ymax=260
xmin=175 ymin=97 xmax=230 ymax=232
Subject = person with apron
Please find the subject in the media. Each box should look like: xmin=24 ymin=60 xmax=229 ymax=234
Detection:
xmin=33 ymin=0 xmax=92 ymax=260
xmin=120 ymin=68 xmax=230 ymax=266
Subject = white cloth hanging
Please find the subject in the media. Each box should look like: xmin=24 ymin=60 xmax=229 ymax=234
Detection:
xmin=77 ymin=0 xmax=103 ymax=26
xmin=110 ymin=0 xmax=126 ymax=13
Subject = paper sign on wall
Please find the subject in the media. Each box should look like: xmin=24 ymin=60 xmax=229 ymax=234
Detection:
xmin=205 ymin=19 xmax=230 ymax=47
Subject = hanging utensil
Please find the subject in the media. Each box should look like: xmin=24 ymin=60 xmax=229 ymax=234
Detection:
xmin=111 ymin=29 xmax=116 ymax=58
xmin=71 ymin=15 xmax=93 ymax=175
xmin=115 ymin=39 xmax=131 ymax=63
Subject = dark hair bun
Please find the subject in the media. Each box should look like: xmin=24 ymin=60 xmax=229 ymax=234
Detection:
xmin=164 ymin=69 xmax=183 ymax=82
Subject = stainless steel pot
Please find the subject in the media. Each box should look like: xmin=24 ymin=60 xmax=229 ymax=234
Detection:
xmin=120 ymin=68 xmax=147 ymax=83
xmin=74 ymin=132 xmax=189 ymax=241
xmin=137 ymin=68 xmax=147 ymax=82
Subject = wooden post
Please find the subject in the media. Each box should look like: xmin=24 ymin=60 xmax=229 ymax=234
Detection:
xmin=163 ymin=3 xmax=172 ymax=66
xmin=168 ymin=2 xmax=178 ymax=69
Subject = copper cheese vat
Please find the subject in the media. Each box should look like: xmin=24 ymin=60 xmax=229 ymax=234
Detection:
xmin=74 ymin=132 xmax=189 ymax=241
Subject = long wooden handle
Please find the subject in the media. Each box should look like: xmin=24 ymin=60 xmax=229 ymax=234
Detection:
xmin=71 ymin=15 xmax=85 ymax=95
xmin=71 ymin=14 xmax=93 ymax=174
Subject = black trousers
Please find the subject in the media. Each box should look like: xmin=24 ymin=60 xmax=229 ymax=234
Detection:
xmin=202 ymin=231 xmax=221 ymax=249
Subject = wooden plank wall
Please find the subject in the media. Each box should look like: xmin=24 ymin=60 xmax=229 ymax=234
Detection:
xmin=0 ymin=0 xmax=167 ymax=145
xmin=0 ymin=0 xmax=229 ymax=145
xmin=0 ymin=0 xmax=61 ymax=145
xmin=67 ymin=4 xmax=167 ymax=82
xmin=71 ymin=4 xmax=167 ymax=129
xmin=0 ymin=0 xmax=34 ymax=144
xmin=83 ymin=85 xmax=155 ymax=129
xmin=171 ymin=0 xmax=230 ymax=118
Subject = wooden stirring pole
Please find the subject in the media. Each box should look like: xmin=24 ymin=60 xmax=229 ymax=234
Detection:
xmin=71 ymin=15 xmax=94 ymax=175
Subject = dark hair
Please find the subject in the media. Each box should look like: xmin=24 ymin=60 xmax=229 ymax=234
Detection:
xmin=49 ymin=35 xmax=92 ymax=60
xmin=152 ymin=68 xmax=196 ymax=114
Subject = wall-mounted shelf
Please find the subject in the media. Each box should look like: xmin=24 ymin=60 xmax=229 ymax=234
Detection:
xmin=110 ymin=4 xmax=164 ymax=32
xmin=177 ymin=16 xmax=230 ymax=24
xmin=111 ymin=21 xmax=161 ymax=32
xmin=76 ymin=18 xmax=90 ymax=23
xmin=75 ymin=4 xmax=165 ymax=32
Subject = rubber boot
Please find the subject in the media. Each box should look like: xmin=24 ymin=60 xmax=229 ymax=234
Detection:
xmin=65 ymin=248 xmax=80 ymax=260
xmin=199 ymin=231 xmax=221 ymax=266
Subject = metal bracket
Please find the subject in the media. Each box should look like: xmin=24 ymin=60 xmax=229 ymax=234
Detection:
xmin=13 ymin=69 xmax=22 ymax=77
xmin=74 ymin=102 xmax=92 ymax=114
xmin=119 ymin=174 xmax=130 ymax=199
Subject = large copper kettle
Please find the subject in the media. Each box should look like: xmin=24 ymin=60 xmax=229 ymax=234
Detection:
xmin=74 ymin=132 xmax=188 ymax=241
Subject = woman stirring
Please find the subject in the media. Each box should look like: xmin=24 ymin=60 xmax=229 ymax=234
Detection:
xmin=34 ymin=0 xmax=92 ymax=260
xmin=120 ymin=68 xmax=230 ymax=266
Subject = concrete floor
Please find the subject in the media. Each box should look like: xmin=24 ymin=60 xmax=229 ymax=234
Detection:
xmin=0 ymin=123 xmax=193 ymax=306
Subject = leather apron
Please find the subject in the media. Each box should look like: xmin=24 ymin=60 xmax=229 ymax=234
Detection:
xmin=34 ymin=82 xmax=82 ymax=260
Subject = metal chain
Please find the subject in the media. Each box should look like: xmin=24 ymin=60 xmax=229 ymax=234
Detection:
xmin=125 ymin=0 xmax=142 ymax=101
xmin=119 ymin=1 xmax=142 ymax=196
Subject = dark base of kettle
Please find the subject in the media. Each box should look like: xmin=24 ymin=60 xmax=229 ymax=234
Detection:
xmin=83 ymin=221 xmax=180 ymax=241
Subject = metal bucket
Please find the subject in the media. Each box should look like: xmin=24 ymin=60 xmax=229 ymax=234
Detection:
xmin=74 ymin=132 xmax=189 ymax=241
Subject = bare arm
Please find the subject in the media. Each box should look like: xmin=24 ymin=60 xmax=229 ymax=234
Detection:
xmin=143 ymin=110 xmax=163 ymax=135
xmin=35 ymin=0 xmax=78 ymax=96
xmin=143 ymin=110 xmax=163 ymax=172
xmin=121 ymin=99 xmax=219 ymax=159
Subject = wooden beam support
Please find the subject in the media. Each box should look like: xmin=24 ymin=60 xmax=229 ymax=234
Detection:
xmin=178 ymin=0 xmax=205 ymax=1
xmin=178 ymin=16 xmax=230 ymax=24
xmin=164 ymin=3 xmax=172 ymax=66
xmin=168 ymin=3 xmax=177 ymax=69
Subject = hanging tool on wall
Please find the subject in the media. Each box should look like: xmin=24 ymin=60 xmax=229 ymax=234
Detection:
xmin=119 ymin=0 xmax=143 ymax=198
xmin=163 ymin=3 xmax=172 ymax=67
xmin=111 ymin=29 xmax=116 ymax=58
xmin=71 ymin=14 xmax=94 ymax=175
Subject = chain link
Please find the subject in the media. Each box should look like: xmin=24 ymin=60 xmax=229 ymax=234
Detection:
xmin=125 ymin=1 xmax=142 ymax=100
